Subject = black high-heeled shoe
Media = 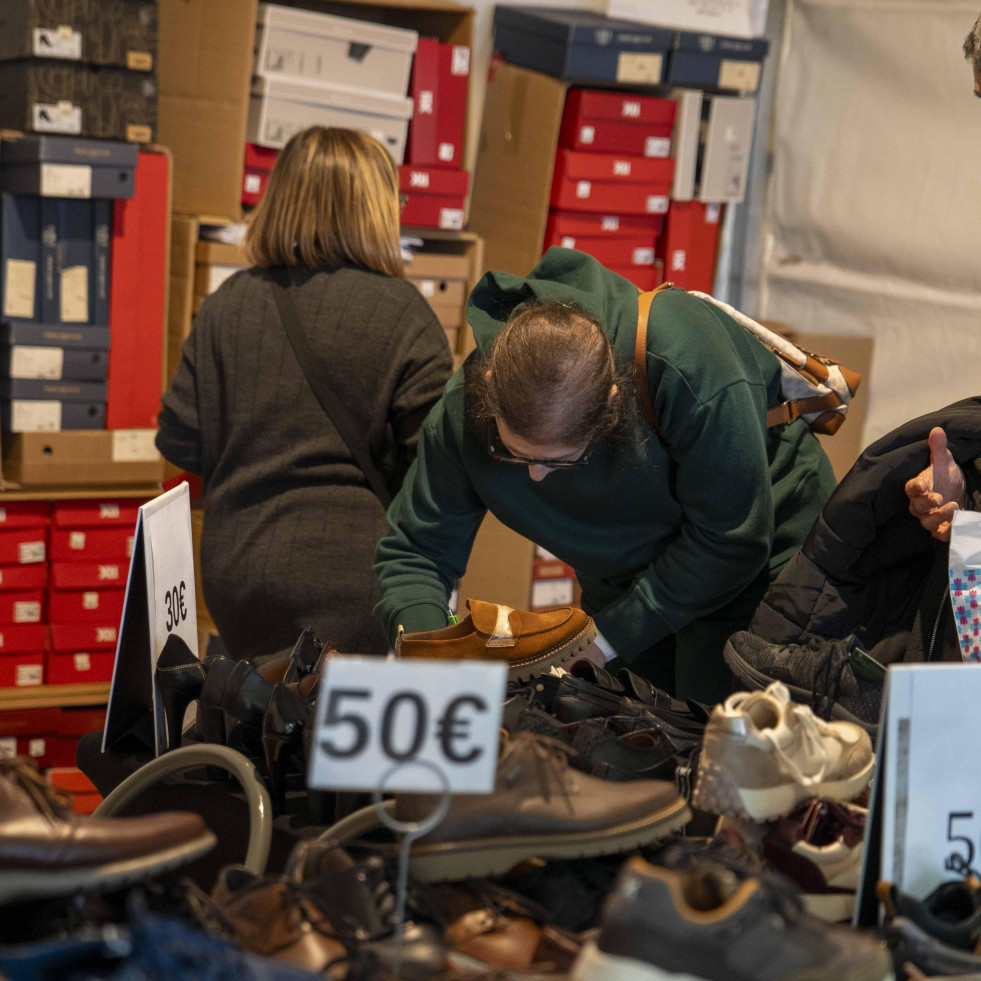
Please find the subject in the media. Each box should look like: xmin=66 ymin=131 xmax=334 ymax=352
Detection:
xmin=262 ymin=676 xmax=317 ymax=813
xmin=155 ymin=634 xmax=221 ymax=752
xmin=220 ymin=659 xmax=282 ymax=754
xmin=196 ymin=656 xmax=238 ymax=746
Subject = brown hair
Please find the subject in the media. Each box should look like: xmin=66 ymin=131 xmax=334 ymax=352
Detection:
xmin=475 ymin=300 xmax=635 ymax=446
xmin=244 ymin=126 xmax=403 ymax=277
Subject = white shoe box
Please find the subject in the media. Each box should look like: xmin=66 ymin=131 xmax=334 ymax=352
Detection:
xmin=255 ymin=3 xmax=417 ymax=98
xmin=248 ymin=75 xmax=413 ymax=161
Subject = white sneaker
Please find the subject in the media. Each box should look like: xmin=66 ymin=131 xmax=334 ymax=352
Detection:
xmin=692 ymin=682 xmax=874 ymax=822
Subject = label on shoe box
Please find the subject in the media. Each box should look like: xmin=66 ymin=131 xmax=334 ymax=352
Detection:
xmin=0 ymin=529 xmax=46 ymax=565
xmin=52 ymin=561 xmax=125 ymax=589
xmin=49 ymin=527 xmax=133 ymax=562
xmin=309 ymin=656 xmax=506 ymax=794
xmin=0 ymin=590 xmax=43 ymax=624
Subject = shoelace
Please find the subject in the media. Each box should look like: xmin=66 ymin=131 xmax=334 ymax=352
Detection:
xmin=810 ymin=638 xmax=855 ymax=722
xmin=500 ymin=731 xmax=578 ymax=816
xmin=760 ymin=701 xmax=832 ymax=788
xmin=0 ymin=757 xmax=74 ymax=820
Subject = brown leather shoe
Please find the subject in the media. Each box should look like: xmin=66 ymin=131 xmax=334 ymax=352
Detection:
xmin=0 ymin=757 xmax=216 ymax=903
xmin=395 ymin=731 xmax=691 ymax=881
xmin=211 ymin=867 xmax=351 ymax=978
xmin=396 ymin=600 xmax=597 ymax=681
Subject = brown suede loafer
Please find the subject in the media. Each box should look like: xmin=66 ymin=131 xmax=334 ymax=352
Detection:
xmin=396 ymin=599 xmax=597 ymax=681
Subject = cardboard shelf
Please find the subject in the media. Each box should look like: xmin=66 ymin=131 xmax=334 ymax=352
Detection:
xmin=0 ymin=486 xmax=159 ymax=501
xmin=0 ymin=682 xmax=110 ymax=710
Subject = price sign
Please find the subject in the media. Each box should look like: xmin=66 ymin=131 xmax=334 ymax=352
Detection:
xmin=103 ymin=483 xmax=198 ymax=756
xmin=308 ymin=657 xmax=506 ymax=794
xmin=877 ymin=663 xmax=981 ymax=901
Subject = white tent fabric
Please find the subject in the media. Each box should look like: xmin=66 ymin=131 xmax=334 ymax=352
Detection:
xmin=763 ymin=0 xmax=981 ymax=443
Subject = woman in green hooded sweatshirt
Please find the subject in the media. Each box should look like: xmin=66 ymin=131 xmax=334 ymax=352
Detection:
xmin=374 ymin=248 xmax=837 ymax=704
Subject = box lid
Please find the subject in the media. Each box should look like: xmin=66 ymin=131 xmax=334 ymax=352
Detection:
xmin=0 ymin=134 xmax=138 ymax=168
xmin=399 ymin=165 xmax=470 ymax=196
xmin=564 ymin=88 xmax=677 ymax=125
xmin=553 ymin=148 xmax=676 ymax=184
xmin=0 ymin=322 xmax=111 ymax=351
xmin=251 ymin=75 xmax=414 ymax=119
xmin=257 ymin=2 xmax=418 ymax=53
xmin=673 ymin=31 xmax=769 ymax=59
xmin=493 ymin=7 xmax=674 ymax=52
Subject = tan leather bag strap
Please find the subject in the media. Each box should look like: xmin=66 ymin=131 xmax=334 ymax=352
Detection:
xmin=633 ymin=283 xmax=673 ymax=435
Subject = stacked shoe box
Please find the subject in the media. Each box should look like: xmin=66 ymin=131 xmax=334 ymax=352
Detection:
xmin=530 ymin=545 xmax=582 ymax=612
xmin=0 ymin=501 xmax=48 ymax=688
xmin=46 ymin=498 xmax=139 ymax=686
xmin=0 ymin=134 xmax=134 ymax=435
xmin=0 ymin=705 xmax=105 ymax=774
xmin=0 ymin=0 xmax=158 ymax=144
xmin=399 ymin=36 xmax=470 ymax=229
xmin=246 ymin=3 xmax=417 ymax=167
xmin=403 ymin=246 xmax=472 ymax=352
xmin=544 ymin=88 xmax=676 ymax=291
xmin=191 ymin=241 xmax=248 ymax=318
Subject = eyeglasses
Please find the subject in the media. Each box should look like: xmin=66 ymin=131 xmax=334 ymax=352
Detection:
xmin=487 ymin=421 xmax=594 ymax=470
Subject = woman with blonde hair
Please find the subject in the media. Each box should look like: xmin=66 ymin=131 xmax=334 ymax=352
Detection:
xmin=157 ymin=126 xmax=452 ymax=659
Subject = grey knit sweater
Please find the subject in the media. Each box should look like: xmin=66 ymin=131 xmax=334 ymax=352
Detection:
xmin=157 ymin=264 xmax=453 ymax=659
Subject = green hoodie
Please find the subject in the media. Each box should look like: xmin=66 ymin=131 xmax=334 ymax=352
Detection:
xmin=374 ymin=249 xmax=836 ymax=660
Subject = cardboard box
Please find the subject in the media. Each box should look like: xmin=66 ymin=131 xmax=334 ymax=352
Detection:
xmin=0 ymin=564 xmax=48 ymax=590
xmin=0 ymin=501 xmax=49 ymax=528
xmin=254 ymin=3 xmax=417 ymax=97
xmin=108 ymin=147 xmax=169 ymax=429
xmin=1 ymin=193 xmax=41 ymax=322
xmin=0 ymin=528 xmax=45 ymax=565
xmin=492 ymin=7 xmax=672 ymax=85
xmin=1 ymin=399 xmax=106 ymax=431
xmin=0 ymin=590 xmax=42 ymax=624
xmin=666 ymin=32 xmax=769 ymax=91
xmin=50 ymin=527 xmax=133 ymax=562
xmin=0 ymin=0 xmax=158 ymax=71
xmin=48 ymin=586 xmax=125 ymax=623
xmin=457 ymin=512 xmax=536 ymax=616
xmin=52 ymin=558 xmax=127 ymax=589
xmin=157 ymin=0 xmax=473 ymax=220
xmin=1 ymin=430 xmax=164 ymax=486
xmin=0 ymin=346 xmax=109 ymax=382
xmin=406 ymin=38 xmax=469 ymax=169
xmin=559 ymin=88 xmax=676 ymax=157
xmin=53 ymin=499 xmax=142 ymax=527
xmin=0 ymin=61 xmax=157 ymax=143
xmin=46 ymin=650 xmax=115 ymax=684
xmin=0 ymin=134 xmax=137 ymax=199
xmin=248 ymin=75 xmax=413 ymax=161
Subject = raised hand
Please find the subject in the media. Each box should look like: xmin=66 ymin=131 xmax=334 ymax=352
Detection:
xmin=904 ymin=427 xmax=967 ymax=542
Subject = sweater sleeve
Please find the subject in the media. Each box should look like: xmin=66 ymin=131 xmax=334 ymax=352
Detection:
xmin=156 ymin=311 xmax=204 ymax=476
xmin=374 ymin=391 xmax=486 ymax=644
xmin=593 ymin=375 xmax=775 ymax=660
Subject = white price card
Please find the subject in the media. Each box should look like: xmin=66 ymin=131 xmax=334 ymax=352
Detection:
xmin=308 ymin=656 xmax=506 ymax=794
xmin=879 ymin=663 xmax=981 ymax=900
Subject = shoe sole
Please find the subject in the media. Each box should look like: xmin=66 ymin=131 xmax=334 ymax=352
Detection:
xmin=408 ymin=796 xmax=691 ymax=882
xmin=0 ymin=830 xmax=217 ymax=905
xmin=506 ymin=619 xmax=599 ymax=683
xmin=802 ymin=890 xmax=857 ymax=923
xmin=723 ymin=641 xmax=879 ymax=740
xmin=692 ymin=753 xmax=875 ymax=824
xmin=572 ymin=940 xmax=896 ymax=981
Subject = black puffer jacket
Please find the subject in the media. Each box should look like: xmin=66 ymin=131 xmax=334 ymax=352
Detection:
xmin=748 ymin=397 xmax=981 ymax=664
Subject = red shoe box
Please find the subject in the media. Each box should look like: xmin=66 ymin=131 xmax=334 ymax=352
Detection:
xmin=0 ymin=529 xmax=46 ymax=565
xmin=0 ymin=734 xmax=53 ymax=765
xmin=0 ymin=706 xmax=61 ymax=736
xmin=48 ymin=767 xmax=102 ymax=813
xmin=0 ymin=590 xmax=43 ymax=624
xmin=406 ymin=38 xmax=470 ymax=169
xmin=49 ymin=622 xmax=119 ymax=653
xmin=545 ymin=210 xmax=663 ymax=240
xmin=242 ymin=142 xmax=278 ymax=207
xmin=52 ymin=561 xmax=128 ymax=590
xmin=0 ymin=564 xmax=48 ymax=591
xmin=53 ymin=500 xmax=143 ymax=529
xmin=46 ymin=650 xmax=116 ymax=685
xmin=656 ymin=201 xmax=723 ymax=295
xmin=0 ymin=651 xmax=45 ymax=687
xmin=49 ymin=528 xmax=134 ymax=562
xmin=48 ymin=587 xmax=125 ymax=624
xmin=399 ymin=165 xmax=470 ymax=230
xmin=552 ymin=149 xmax=675 ymax=186
xmin=608 ymin=264 xmax=664 ymax=292
xmin=59 ymin=706 xmax=107 ymax=736
xmin=550 ymin=175 xmax=670 ymax=215
xmin=559 ymin=89 xmax=676 ymax=158
xmin=0 ymin=502 xmax=50 ymax=529
xmin=544 ymin=235 xmax=657 ymax=268
xmin=108 ymin=149 xmax=168 ymax=429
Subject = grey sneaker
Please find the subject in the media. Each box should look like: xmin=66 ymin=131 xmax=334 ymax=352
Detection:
xmin=571 ymin=856 xmax=895 ymax=981
xmin=724 ymin=631 xmax=884 ymax=736
xmin=691 ymin=682 xmax=874 ymax=822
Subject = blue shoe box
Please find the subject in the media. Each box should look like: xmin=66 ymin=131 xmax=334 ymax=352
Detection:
xmin=0 ymin=193 xmax=40 ymax=321
xmin=493 ymin=7 xmax=674 ymax=85
xmin=666 ymin=32 xmax=769 ymax=91
xmin=0 ymin=377 xmax=107 ymax=431
xmin=0 ymin=346 xmax=109 ymax=382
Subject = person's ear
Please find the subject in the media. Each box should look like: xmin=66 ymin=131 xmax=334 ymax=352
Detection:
xmin=607 ymin=383 xmax=618 ymax=403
